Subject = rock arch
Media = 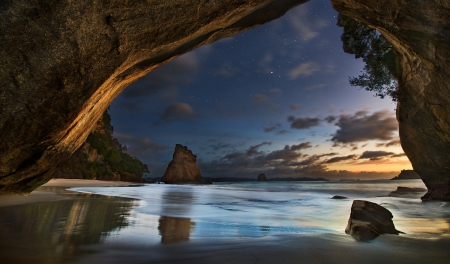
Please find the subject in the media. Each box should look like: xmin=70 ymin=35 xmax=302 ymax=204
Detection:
xmin=0 ymin=0 xmax=449 ymax=199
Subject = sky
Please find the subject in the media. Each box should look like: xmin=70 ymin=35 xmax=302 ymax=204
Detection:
xmin=109 ymin=0 xmax=412 ymax=180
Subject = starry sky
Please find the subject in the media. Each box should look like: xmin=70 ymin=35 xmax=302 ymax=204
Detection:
xmin=109 ymin=0 xmax=412 ymax=180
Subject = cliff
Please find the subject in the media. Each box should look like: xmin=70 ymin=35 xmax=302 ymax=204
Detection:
xmin=0 ymin=0 xmax=449 ymax=199
xmin=161 ymin=144 xmax=202 ymax=184
xmin=331 ymin=0 xmax=450 ymax=200
xmin=55 ymin=111 xmax=149 ymax=182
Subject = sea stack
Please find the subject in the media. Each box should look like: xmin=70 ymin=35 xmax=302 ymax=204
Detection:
xmin=257 ymin=174 xmax=268 ymax=181
xmin=161 ymin=144 xmax=202 ymax=184
xmin=345 ymin=200 xmax=401 ymax=241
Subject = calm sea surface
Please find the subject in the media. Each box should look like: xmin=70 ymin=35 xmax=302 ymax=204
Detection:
xmin=73 ymin=179 xmax=450 ymax=242
xmin=1 ymin=180 xmax=449 ymax=263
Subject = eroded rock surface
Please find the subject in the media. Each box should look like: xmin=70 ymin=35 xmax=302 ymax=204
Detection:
xmin=345 ymin=200 xmax=401 ymax=241
xmin=330 ymin=0 xmax=450 ymax=200
xmin=0 ymin=0 xmax=308 ymax=194
xmin=161 ymin=144 xmax=202 ymax=184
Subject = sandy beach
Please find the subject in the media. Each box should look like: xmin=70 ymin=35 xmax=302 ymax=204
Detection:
xmin=0 ymin=179 xmax=141 ymax=208
xmin=0 ymin=179 xmax=449 ymax=264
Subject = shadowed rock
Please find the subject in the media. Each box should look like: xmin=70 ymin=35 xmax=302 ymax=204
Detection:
xmin=161 ymin=144 xmax=202 ymax=184
xmin=388 ymin=186 xmax=427 ymax=198
xmin=345 ymin=200 xmax=401 ymax=241
xmin=257 ymin=174 xmax=268 ymax=181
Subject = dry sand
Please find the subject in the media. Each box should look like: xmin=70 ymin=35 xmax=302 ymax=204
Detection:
xmin=0 ymin=179 xmax=141 ymax=207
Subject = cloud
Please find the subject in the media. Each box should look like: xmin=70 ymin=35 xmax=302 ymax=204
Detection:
xmin=121 ymin=53 xmax=199 ymax=99
xmin=246 ymin=142 xmax=272 ymax=156
xmin=252 ymin=94 xmax=270 ymax=103
xmin=290 ymin=104 xmax=301 ymax=111
xmin=323 ymin=155 xmax=357 ymax=164
xmin=287 ymin=62 xmax=320 ymax=80
xmin=276 ymin=130 xmax=290 ymax=135
xmin=376 ymin=140 xmax=401 ymax=147
xmin=288 ymin=115 xmax=321 ymax=130
xmin=210 ymin=142 xmax=233 ymax=151
xmin=113 ymin=133 xmax=169 ymax=161
xmin=330 ymin=110 xmax=398 ymax=144
xmin=359 ymin=151 xmax=394 ymax=160
xmin=252 ymin=94 xmax=279 ymax=112
xmin=264 ymin=126 xmax=278 ymax=132
xmin=197 ymin=141 xmax=398 ymax=180
xmin=158 ymin=102 xmax=198 ymax=124
xmin=287 ymin=6 xmax=329 ymax=42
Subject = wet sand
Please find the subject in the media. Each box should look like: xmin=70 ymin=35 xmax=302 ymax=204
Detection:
xmin=1 ymin=179 xmax=449 ymax=264
xmin=0 ymin=179 xmax=141 ymax=207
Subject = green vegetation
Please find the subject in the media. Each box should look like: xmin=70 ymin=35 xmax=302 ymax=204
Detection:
xmin=337 ymin=13 xmax=399 ymax=101
xmin=58 ymin=111 xmax=149 ymax=182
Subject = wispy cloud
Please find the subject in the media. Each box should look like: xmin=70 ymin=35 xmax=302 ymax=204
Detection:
xmin=288 ymin=115 xmax=321 ymax=129
xmin=287 ymin=61 xmax=320 ymax=80
xmin=155 ymin=102 xmax=199 ymax=125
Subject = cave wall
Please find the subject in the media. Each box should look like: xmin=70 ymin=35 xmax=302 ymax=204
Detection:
xmin=0 ymin=0 xmax=308 ymax=194
xmin=331 ymin=0 xmax=450 ymax=200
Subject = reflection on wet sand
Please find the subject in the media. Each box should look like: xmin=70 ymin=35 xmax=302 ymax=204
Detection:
xmin=159 ymin=216 xmax=195 ymax=244
xmin=0 ymin=188 xmax=137 ymax=263
xmin=158 ymin=187 xmax=196 ymax=244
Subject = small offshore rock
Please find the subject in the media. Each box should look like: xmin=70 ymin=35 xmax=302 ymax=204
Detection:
xmin=388 ymin=186 xmax=427 ymax=197
xmin=203 ymin=179 xmax=213 ymax=185
xmin=257 ymin=174 xmax=268 ymax=181
xmin=345 ymin=200 xmax=401 ymax=241
xmin=332 ymin=195 xmax=347 ymax=199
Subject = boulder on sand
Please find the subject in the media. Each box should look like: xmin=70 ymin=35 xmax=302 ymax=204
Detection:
xmin=161 ymin=144 xmax=202 ymax=184
xmin=345 ymin=200 xmax=401 ymax=241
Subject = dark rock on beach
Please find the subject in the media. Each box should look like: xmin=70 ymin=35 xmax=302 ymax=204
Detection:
xmin=161 ymin=145 xmax=202 ymax=184
xmin=257 ymin=174 xmax=268 ymax=181
xmin=345 ymin=200 xmax=401 ymax=241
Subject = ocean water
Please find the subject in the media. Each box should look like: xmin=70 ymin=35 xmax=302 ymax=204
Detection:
xmin=70 ymin=179 xmax=450 ymax=245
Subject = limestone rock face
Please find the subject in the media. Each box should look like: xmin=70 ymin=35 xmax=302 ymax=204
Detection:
xmin=0 ymin=0 xmax=308 ymax=194
xmin=345 ymin=200 xmax=401 ymax=241
xmin=257 ymin=173 xmax=268 ymax=181
xmin=161 ymin=145 xmax=202 ymax=184
xmin=331 ymin=0 xmax=450 ymax=201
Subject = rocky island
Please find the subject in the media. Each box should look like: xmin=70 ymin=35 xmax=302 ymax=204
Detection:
xmin=391 ymin=170 xmax=421 ymax=180
xmin=257 ymin=174 xmax=268 ymax=181
xmin=161 ymin=144 xmax=202 ymax=184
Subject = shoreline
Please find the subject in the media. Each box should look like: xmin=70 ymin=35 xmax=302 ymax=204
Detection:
xmin=0 ymin=178 xmax=143 ymax=207
xmin=1 ymin=179 xmax=449 ymax=263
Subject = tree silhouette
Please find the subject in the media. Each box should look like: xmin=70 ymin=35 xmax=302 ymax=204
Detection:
xmin=337 ymin=14 xmax=398 ymax=101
